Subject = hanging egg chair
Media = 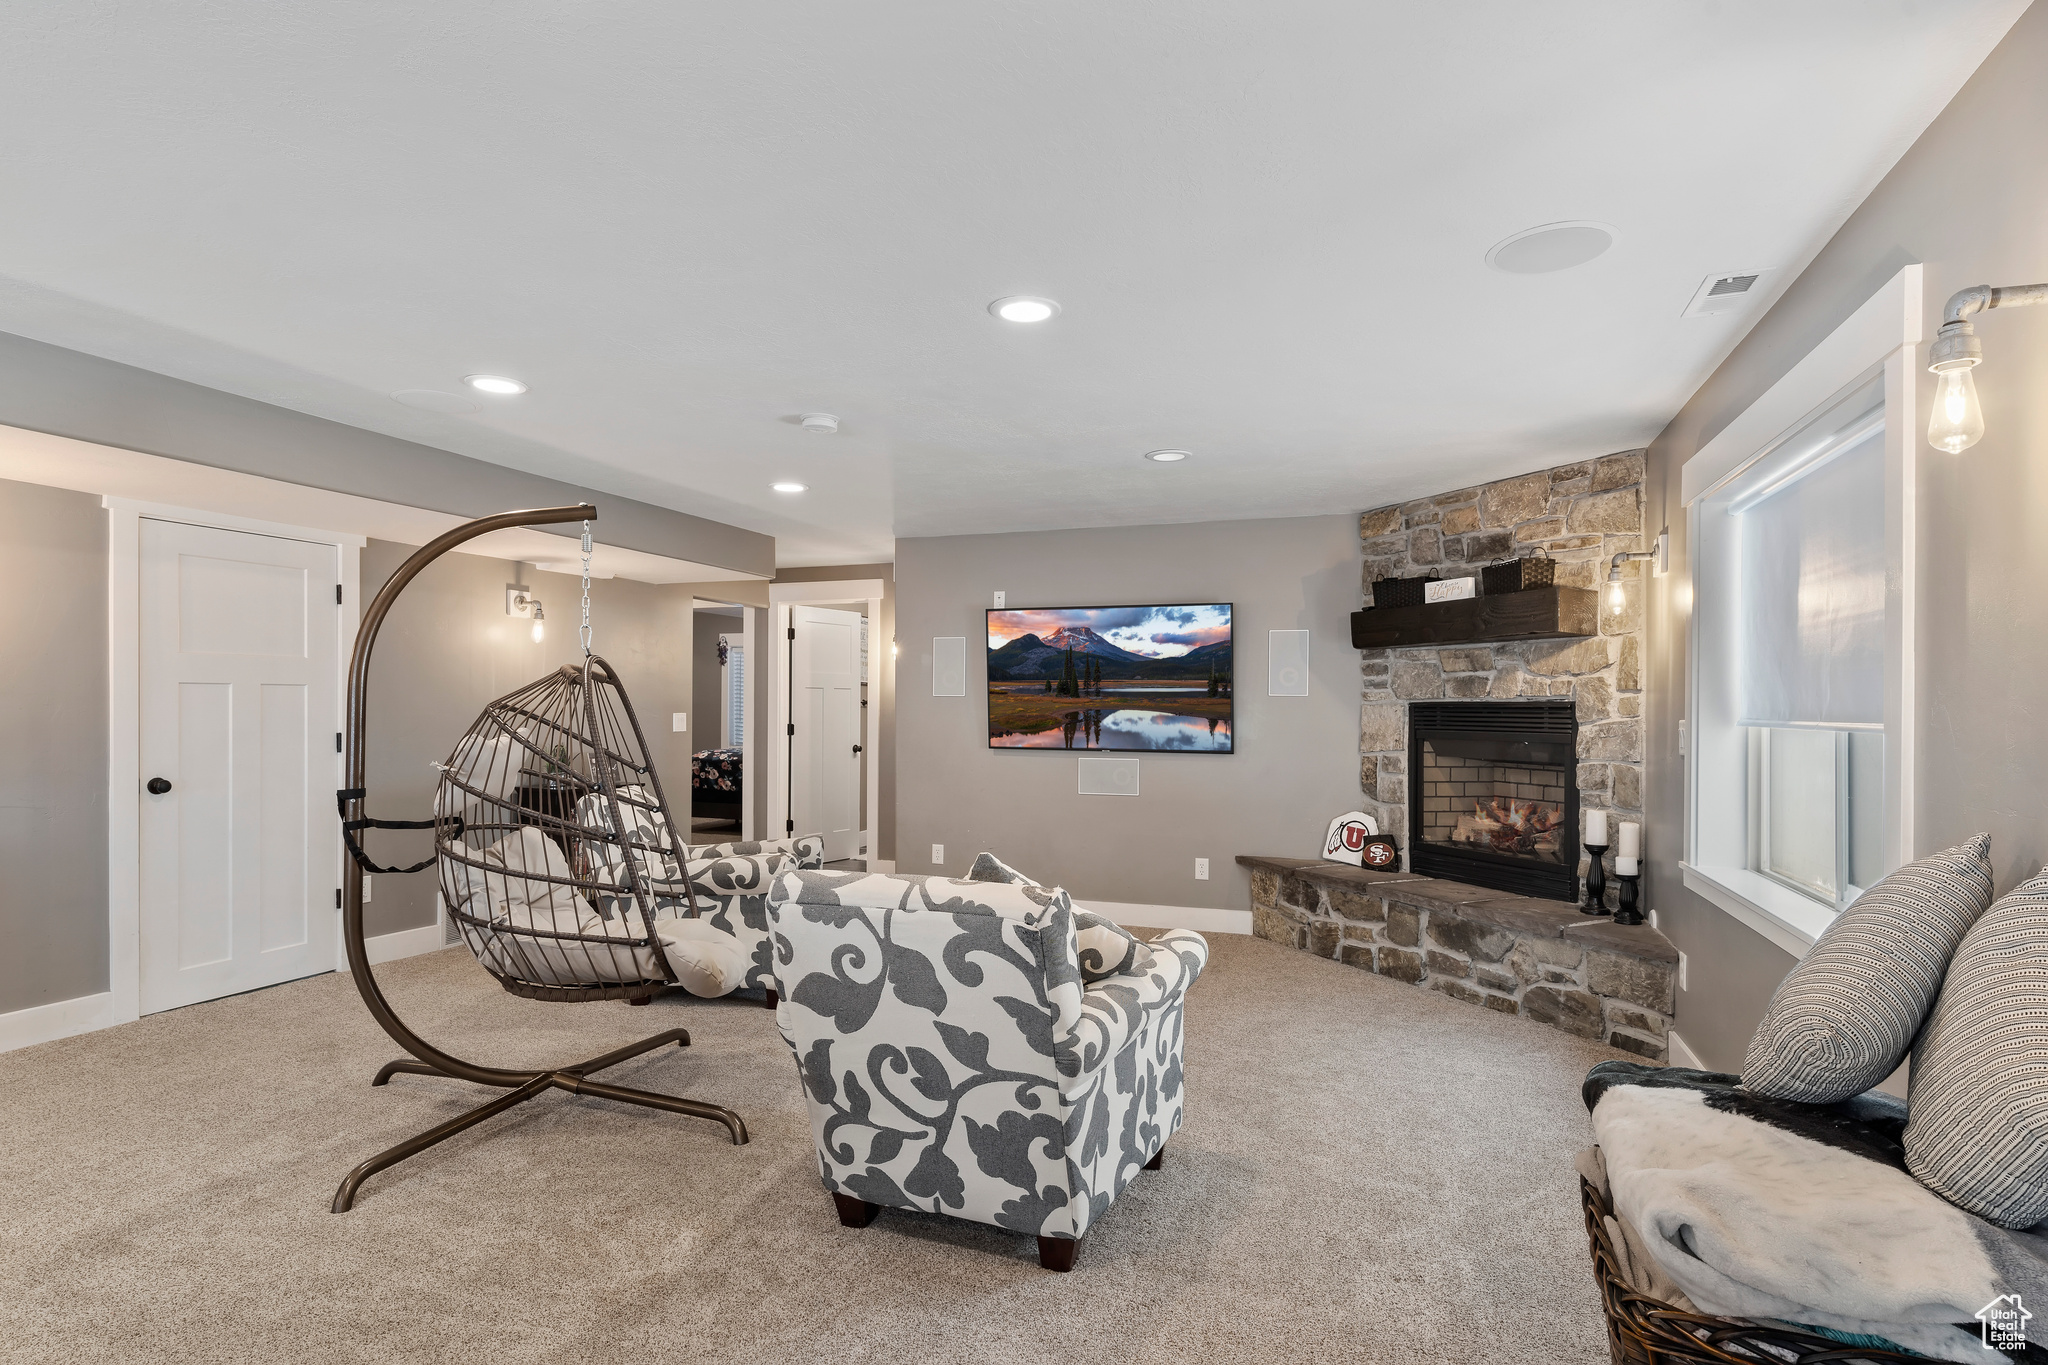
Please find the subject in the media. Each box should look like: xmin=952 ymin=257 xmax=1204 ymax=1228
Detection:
xmin=331 ymin=505 xmax=746 ymax=1214
xmin=436 ymin=657 xmax=691 ymax=1005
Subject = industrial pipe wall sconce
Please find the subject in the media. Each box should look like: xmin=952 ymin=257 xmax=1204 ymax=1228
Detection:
xmin=1928 ymin=282 xmax=2048 ymax=454
xmin=1606 ymin=530 xmax=1669 ymax=610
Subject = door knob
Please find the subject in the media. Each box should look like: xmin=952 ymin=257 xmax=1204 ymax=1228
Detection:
xmin=146 ymin=777 xmax=172 ymax=795
xmin=852 ymin=745 xmax=862 ymax=755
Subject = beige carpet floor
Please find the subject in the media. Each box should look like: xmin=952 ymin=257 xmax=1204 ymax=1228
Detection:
xmin=0 ymin=931 xmax=1623 ymax=1364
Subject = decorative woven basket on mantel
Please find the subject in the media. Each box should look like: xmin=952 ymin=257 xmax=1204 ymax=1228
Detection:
xmin=1579 ymin=1177 xmax=1930 ymax=1365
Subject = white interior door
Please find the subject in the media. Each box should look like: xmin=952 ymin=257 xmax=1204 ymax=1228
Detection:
xmin=138 ymin=519 xmax=338 ymax=1014
xmin=788 ymin=605 xmax=861 ymax=862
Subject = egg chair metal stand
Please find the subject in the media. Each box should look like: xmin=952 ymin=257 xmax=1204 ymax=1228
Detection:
xmin=332 ymin=505 xmax=746 ymax=1214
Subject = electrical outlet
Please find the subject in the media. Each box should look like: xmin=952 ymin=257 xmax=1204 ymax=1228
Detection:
xmin=993 ymin=591 xmax=1005 ymax=608
xmin=672 ymin=712 xmax=687 ymax=732
xmin=932 ymin=843 xmax=944 ymax=866
xmin=1649 ymin=908 xmax=1658 ymax=930
xmin=1678 ymin=719 xmax=1688 ymax=756
xmin=1194 ymin=858 xmax=1210 ymax=880
xmin=1678 ymin=950 xmax=1689 ymax=991
xmin=362 ymin=874 xmax=373 ymax=903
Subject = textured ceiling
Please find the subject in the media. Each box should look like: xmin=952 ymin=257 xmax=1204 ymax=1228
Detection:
xmin=0 ymin=2 xmax=2025 ymax=564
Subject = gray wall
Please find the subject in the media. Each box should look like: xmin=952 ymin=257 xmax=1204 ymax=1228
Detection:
xmin=359 ymin=541 xmax=696 ymax=937
xmin=0 ymin=328 xmax=773 ymax=576
xmin=775 ymin=563 xmax=898 ymax=863
xmin=1643 ymin=2 xmax=2048 ymax=1069
xmin=0 ymin=480 xmax=108 ymax=1014
xmin=895 ymin=517 xmax=1358 ymax=907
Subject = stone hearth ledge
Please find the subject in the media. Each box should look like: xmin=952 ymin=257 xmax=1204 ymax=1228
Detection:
xmin=1236 ymin=855 xmax=1676 ymax=1059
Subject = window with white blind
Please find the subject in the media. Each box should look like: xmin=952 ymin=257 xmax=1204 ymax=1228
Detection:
xmin=1733 ymin=399 xmax=1886 ymax=911
xmin=1681 ymin=264 xmax=1920 ymax=957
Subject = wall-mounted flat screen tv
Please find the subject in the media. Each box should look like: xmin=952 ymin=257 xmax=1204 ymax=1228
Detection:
xmin=986 ymin=603 xmax=1233 ymax=752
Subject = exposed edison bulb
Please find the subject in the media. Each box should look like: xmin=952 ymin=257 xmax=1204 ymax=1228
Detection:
xmin=1928 ymin=364 xmax=1985 ymax=453
xmin=532 ymin=617 xmax=545 ymax=644
xmin=1607 ymin=576 xmax=1626 ymax=610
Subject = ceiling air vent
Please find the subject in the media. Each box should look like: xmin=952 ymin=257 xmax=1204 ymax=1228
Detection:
xmin=1683 ymin=268 xmax=1777 ymax=318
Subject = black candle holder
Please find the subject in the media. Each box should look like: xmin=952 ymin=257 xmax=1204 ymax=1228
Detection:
xmin=1614 ymin=870 xmax=1644 ymax=926
xmin=1582 ymin=842 xmax=1610 ymax=916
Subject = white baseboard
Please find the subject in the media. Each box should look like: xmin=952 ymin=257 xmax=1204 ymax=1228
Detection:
xmin=1077 ymin=901 xmax=1252 ymax=936
xmin=1666 ymin=1029 xmax=1704 ymax=1069
xmin=3 ymin=923 xmax=448 ymax=1055
xmin=0 ymin=990 xmax=118 ymax=1054
xmin=365 ymin=921 xmax=453 ymax=966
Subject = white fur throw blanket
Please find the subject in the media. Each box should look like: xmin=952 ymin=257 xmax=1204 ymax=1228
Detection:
xmin=1588 ymin=1064 xmax=2048 ymax=1364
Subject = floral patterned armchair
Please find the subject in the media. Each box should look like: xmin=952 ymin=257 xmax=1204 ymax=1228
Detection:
xmin=575 ymin=791 xmax=825 ymax=1002
xmin=765 ymin=867 xmax=1207 ymax=1270
xmin=681 ymin=835 xmax=825 ymax=1002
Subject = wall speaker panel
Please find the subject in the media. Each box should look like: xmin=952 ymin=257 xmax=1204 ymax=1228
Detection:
xmin=932 ymin=636 xmax=967 ymax=696
xmin=1078 ymin=756 xmax=1141 ymax=797
xmin=1269 ymin=628 xmax=1309 ymax=696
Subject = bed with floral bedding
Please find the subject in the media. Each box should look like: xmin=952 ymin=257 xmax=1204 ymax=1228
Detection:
xmin=690 ymin=747 xmax=744 ymax=823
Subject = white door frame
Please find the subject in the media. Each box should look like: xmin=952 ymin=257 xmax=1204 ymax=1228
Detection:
xmin=768 ymin=579 xmax=882 ymax=857
xmin=106 ymin=496 xmax=363 ymax=1025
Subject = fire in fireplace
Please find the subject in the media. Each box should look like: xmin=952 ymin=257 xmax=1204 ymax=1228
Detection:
xmin=1408 ymin=700 xmax=1579 ymax=902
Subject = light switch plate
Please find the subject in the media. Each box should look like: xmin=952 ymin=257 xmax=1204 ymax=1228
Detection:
xmin=672 ymin=712 xmax=687 ymax=732
xmin=1195 ymin=858 xmax=1210 ymax=881
xmin=993 ymin=591 xmax=1005 ymax=608
xmin=362 ymin=874 xmax=373 ymax=903
xmin=932 ymin=844 xmax=944 ymax=866
xmin=1678 ymin=951 xmax=1689 ymax=991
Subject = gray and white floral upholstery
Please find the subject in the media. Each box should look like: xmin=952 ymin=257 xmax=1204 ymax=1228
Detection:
xmin=964 ymin=850 xmax=1147 ymax=984
xmin=681 ymin=835 xmax=825 ymax=994
xmin=766 ymin=867 xmax=1208 ymax=1246
xmin=692 ymin=834 xmax=826 ymax=866
xmin=574 ymin=787 xmax=824 ymax=998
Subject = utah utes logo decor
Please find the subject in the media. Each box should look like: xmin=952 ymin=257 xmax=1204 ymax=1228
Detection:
xmin=1322 ymin=811 xmax=1379 ymax=867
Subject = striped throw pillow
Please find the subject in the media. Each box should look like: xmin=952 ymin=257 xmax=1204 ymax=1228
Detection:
xmin=1743 ymin=835 xmax=1993 ymax=1104
xmin=1904 ymin=872 xmax=2048 ymax=1228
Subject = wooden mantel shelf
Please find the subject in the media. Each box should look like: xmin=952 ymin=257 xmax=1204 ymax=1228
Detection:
xmin=1349 ymin=585 xmax=1596 ymax=649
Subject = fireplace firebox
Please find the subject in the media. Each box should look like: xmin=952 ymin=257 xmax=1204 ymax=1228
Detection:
xmin=1407 ymin=700 xmax=1579 ymax=902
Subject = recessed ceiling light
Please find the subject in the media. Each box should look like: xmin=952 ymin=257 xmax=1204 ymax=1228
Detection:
xmin=989 ymin=296 xmax=1060 ymax=323
xmin=772 ymin=481 xmax=808 ymax=494
xmin=464 ymin=374 xmax=528 ymax=395
xmin=1485 ymin=222 xmax=1617 ymax=275
xmin=1144 ymin=449 xmax=1191 ymax=462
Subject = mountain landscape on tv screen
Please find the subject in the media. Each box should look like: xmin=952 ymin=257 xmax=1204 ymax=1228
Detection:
xmin=985 ymin=604 xmax=1233 ymax=752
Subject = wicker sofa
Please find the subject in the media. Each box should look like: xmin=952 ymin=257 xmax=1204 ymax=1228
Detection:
xmin=764 ymin=866 xmax=1207 ymax=1270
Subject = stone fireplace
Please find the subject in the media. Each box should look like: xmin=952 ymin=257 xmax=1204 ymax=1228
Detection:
xmin=1409 ymin=699 xmax=1578 ymax=901
xmin=1232 ymin=449 xmax=1668 ymax=1057
xmin=1356 ymin=450 xmax=1646 ymax=910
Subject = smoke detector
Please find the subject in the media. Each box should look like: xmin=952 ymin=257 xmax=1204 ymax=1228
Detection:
xmin=1683 ymin=269 xmax=1777 ymax=318
xmin=800 ymin=413 xmax=839 ymax=434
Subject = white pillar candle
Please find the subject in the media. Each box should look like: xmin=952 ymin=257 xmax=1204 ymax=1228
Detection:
xmin=1585 ymin=809 xmax=1609 ymax=846
xmin=1617 ymin=820 xmax=1641 ymax=860
xmin=1615 ymin=856 xmax=1640 ymax=876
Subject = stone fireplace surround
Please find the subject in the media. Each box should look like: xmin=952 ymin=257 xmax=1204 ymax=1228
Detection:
xmin=1356 ymin=449 xmax=1648 ymax=907
xmin=1240 ymin=855 xmax=1676 ymax=1058
xmin=1230 ymin=449 xmax=1674 ymax=1059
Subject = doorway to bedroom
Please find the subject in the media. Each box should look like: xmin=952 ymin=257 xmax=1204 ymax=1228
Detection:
xmin=690 ymin=601 xmax=747 ymax=838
